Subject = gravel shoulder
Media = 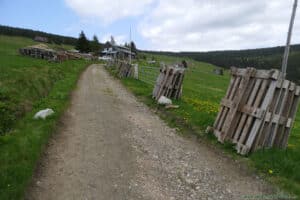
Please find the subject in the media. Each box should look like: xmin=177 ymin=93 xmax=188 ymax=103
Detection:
xmin=26 ymin=64 xmax=276 ymax=200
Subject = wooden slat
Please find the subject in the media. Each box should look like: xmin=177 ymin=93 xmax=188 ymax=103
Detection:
xmin=217 ymin=76 xmax=241 ymax=132
xmin=226 ymin=75 xmax=257 ymax=140
xmin=267 ymin=80 xmax=290 ymax=147
xmin=213 ymin=76 xmax=236 ymax=129
xmin=233 ymin=78 xmax=262 ymax=143
xmin=238 ymin=79 xmax=268 ymax=147
xmin=239 ymin=79 xmax=277 ymax=155
xmin=220 ymin=68 xmax=256 ymax=142
xmin=230 ymin=68 xmax=281 ymax=80
xmin=280 ymin=86 xmax=300 ymax=148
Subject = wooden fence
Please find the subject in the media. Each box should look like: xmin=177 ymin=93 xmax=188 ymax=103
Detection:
xmin=152 ymin=65 xmax=185 ymax=100
xmin=117 ymin=61 xmax=133 ymax=78
xmin=212 ymin=67 xmax=300 ymax=155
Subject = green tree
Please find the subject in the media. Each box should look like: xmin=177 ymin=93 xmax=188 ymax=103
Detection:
xmin=76 ymin=31 xmax=90 ymax=53
xmin=90 ymin=35 xmax=101 ymax=54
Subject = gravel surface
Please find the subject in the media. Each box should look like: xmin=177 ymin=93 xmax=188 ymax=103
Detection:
xmin=26 ymin=64 xmax=276 ymax=200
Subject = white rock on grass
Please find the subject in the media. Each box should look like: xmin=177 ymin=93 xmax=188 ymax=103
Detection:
xmin=34 ymin=108 xmax=54 ymax=120
xmin=158 ymin=96 xmax=172 ymax=105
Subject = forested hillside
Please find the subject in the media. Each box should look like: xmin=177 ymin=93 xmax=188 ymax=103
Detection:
xmin=0 ymin=25 xmax=77 ymax=45
xmin=144 ymin=45 xmax=300 ymax=83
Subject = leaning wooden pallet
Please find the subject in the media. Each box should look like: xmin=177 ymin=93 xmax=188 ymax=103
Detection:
xmin=211 ymin=67 xmax=300 ymax=155
xmin=117 ymin=61 xmax=134 ymax=78
xmin=152 ymin=64 xmax=185 ymax=100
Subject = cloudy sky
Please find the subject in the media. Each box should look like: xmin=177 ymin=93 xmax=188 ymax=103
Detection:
xmin=0 ymin=0 xmax=299 ymax=51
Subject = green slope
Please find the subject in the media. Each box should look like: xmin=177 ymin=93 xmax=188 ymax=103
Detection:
xmin=0 ymin=35 xmax=91 ymax=199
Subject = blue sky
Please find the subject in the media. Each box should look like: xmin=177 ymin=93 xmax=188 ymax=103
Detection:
xmin=0 ymin=0 xmax=299 ymax=51
xmin=0 ymin=0 xmax=150 ymax=49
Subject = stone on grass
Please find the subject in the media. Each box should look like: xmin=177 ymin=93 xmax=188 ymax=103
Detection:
xmin=34 ymin=108 xmax=54 ymax=120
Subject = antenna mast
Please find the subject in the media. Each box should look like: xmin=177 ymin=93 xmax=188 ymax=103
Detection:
xmin=129 ymin=26 xmax=132 ymax=64
xmin=281 ymin=0 xmax=298 ymax=78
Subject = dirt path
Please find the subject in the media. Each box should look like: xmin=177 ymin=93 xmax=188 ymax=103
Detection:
xmin=26 ymin=64 xmax=275 ymax=200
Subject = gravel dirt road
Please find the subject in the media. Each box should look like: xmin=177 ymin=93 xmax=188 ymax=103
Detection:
xmin=26 ymin=64 xmax=275 ymax=200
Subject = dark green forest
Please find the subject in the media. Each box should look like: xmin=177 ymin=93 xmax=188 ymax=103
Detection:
xmin=144 ymin=45 xmax=300 ymax=83
xmin=0 ymin=25 xmax=78 ymax=45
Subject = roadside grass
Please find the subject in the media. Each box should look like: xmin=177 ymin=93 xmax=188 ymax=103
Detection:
xmin=109 ymin=53 xmax=300 ymax=198
xmin=0 ymin=35 xmax=81 ymax=134
xmin=0 ymin=35 xmax=91 ymax=199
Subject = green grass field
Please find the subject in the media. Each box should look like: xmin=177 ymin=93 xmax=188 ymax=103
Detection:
xmin=110 ymin=53 xmax=300 ymax=198
xmin=0 ymin=35 xmax=91 ymax=199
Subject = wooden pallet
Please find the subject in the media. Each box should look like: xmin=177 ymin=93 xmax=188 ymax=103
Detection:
xmin=152 ymin=65 xmax=185 ymax=100
xmin=212 ymin=67 xmax=300 ymax=155
xmin=117 ymin=61 xmax=134 ymax=78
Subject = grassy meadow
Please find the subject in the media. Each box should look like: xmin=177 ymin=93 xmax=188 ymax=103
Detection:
xmin=108 ymin=53 xmax=300 ymax=198
xmin=0 ymin=35 xmax=91 ymax=199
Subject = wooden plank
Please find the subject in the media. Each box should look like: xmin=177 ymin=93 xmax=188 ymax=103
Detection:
xmin=153 ymin=66 xmax=167 ymax=98
xmin=233 ymin=79 xmax=262 ymax=143
xmin=231 ymin=68 xmax=281 ymax=80
xmin=280 ymin=85 xmax=300 ymax=148
xmin=226 ymin=76 xmax=257 ymax=141
xmin=213 ymin=76 xmax=236 ymax=129
xmin=238 ymin=79 xmax=268 ymax=146
xmin=175 ymin=73 xmax=184 ymax=99
xmin=217 ymin=76 xmax=241 ymax=132
xmin=240 ymin=79 xmax=277 ymax=155
xmin=221 ymin=68 xmax=256 ymax=142
xmin=267 ymin=80 xmax=290 ymax=147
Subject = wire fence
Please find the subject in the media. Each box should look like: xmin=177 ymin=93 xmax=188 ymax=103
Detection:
xmin=137 ymin=64 xmax=223 ymax=86
xmin=138 ymin=65 xmax=160 ymax=86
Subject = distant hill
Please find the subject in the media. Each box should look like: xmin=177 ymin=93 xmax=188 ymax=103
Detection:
xmin=0 ymin=25 xmax=78 ymax=46
xmin=144 ymin=45 xmax=300 ymax=83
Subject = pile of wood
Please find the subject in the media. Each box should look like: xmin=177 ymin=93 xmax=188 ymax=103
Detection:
xmin=117 ymin=61 xmax=134 ymax=78
xmin=19 ymin=44 xmax=56 ymax=61
xmin=212 ymin=67 xmax=300 ymax=155
xmin=152 ymin=65 xmax=185 ymax=100
xmin=19 ymin=44 xmax=82 ymax=62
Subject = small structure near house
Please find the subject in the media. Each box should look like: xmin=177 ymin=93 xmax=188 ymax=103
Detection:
xmin=34 ymin=36 xmax=48 ymax=43
xmin=213 ymin=68 xmax=224 ymax=75
xmin=152 ymin=64 xmax=185 ymax=100
xmin=211 ymin=67 xmax=300 ymax=155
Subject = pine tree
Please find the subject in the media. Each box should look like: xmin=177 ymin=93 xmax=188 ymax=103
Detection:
xmin=90 ymin=35 xmax=101 ymax=54
xmin=76 ymin=31 xmax=90 ymax=53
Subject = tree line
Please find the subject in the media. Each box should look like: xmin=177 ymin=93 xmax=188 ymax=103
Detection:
xmin=0 ymin=25 xmax=78 ymax=45
xmin=144 ymin=44 xmax=300 ymax=83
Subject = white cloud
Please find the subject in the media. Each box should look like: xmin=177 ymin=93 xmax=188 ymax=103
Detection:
xmin=139 ymin=0 xmax=300 ymax=51
xmin=65 ymin=0 xmax=154 ymax=24
xmin=65 ymin=0 xmax=299 ymax=51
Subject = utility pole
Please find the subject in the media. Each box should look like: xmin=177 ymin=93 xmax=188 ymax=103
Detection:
xmin=129 ymin=26 xmax=132 ymax=64
xmin=281 ymin=0 xmax=298 ymax=78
